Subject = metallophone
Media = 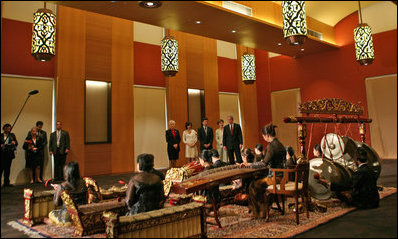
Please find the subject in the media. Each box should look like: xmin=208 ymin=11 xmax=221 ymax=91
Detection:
xmin=171 ymin=164 xmax=269 ymax=228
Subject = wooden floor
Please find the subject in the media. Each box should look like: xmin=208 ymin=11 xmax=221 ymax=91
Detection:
xmin=1 ymin=159 xmax=397 ymax=238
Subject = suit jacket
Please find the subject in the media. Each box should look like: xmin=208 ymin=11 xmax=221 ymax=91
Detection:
xmin=1 ymin=132 xmax=18 ymax=159
xmin=222 ymin=123 xmax=243 ymax=150
xmin=165 ymin=129 xmax=181 ymax=160
xmin=351 ymin=163 xmax=380 ymax=208
xmin=23 ymin=134 xmax=44 ymax=159
xmin=197 ymin=126 xmax=213 ymax=150
xmin=27 ymin=129 xmax=47 ymax=149
xmin=49 ymin=130 xmax=70 ymax=155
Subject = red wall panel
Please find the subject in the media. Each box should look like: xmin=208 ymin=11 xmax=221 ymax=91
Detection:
xmin=1 ymin=19 xmax=55 ymax=77
xmin=218 ymin=56 xmax=238 ymax=93
xmin=133 ymin=41 xmax=165 ymax=87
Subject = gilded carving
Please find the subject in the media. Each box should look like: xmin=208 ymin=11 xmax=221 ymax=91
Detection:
xmin=299 ymin=98 xmax=364 ymax=115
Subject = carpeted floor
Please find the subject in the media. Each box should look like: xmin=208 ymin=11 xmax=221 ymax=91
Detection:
xmin=2 ymin=159 xmax=397 ymax=238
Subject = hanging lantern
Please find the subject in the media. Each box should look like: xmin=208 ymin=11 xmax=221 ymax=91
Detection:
xmin=31 ymin=3 xmax=56 ymax=62
xmin=161 ymin=34 xmax=178 ymax=77
xmin=282 ymin=1 xmax=307 ymax=46
xmin=241 ymin=52 xmax=256 ymax=84
xmin=354 ymin=1 xmax=375 ymax=65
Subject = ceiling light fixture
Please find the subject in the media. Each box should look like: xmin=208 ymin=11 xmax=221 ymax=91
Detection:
xmin=31 ymin=2 xmax=56 ymax=62
xmin=354 ymin=1 xmax=375 ymax=65
xmin=195 ymin=20 xmax=201 ymax=24
xmin=232 ymin=30 xmax=236 ymax=33
xmin=277 ymin=42 xmax=282 ymax=46
xmin=138 ymin=1 xmax=162 ymax=8
xmin=241 ymin=47 xmax=256 ymax=85
xmin=282 ymin=1 xmax=307 ymax=46
xmin=161 ymin=29 xmax=179 ymax=77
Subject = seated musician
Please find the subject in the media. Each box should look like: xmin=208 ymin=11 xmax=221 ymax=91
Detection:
xmin=199 ymin=150 xmax=221 ymax=207
xmin=254 ymin=144 xmax=265 ymax=162
xmin=246 ymin=123 xmax=286 ymax=218
xmin=125 ymin=153 xmax=165 ymax=215
xmin=210 ymin=149 xmax=227 ymax=168
xmin=313 ymin=144 xmax=322 ymax=158
xmin=49 ymin=161 xmax=88 ymax=226
xmin=238 ymin=148 xmax=255 ymax=194
xmin=317 ymin=147 xmax=379 ymax=209
xmin=285 ymin=146 xmax=297 ymax=168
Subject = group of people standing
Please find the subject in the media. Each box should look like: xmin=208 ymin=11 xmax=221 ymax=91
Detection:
xmin=0 ymin=120 xmax=70 ymax=187
xmin=165 ymin=115 xmax=244 ymax=168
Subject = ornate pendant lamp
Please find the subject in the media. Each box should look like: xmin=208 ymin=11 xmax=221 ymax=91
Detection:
xmin=31 ymin=2 xmax=56 ymax=62
xmin=282 ymin=1 xmax=307 ymax=46
xmin=241 ymin=48 xmax=256 ymax=85
xmin=161 ymin=30 xmax=178 ymax=77
xmin=354 ymin=1 xmax=375 ymax=65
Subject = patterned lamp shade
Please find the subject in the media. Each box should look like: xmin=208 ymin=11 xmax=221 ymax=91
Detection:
xmin=354 ymin=23 xmax=375 ymax=65
xmin=241 ymin=53 xmax=256 ymax=84
xmin=282 ymin=1 xmax=307 ymax=46
xmin=161 ymin=35 xmax=179 ymax=77
xmin=31 ymin=6 xmax=56 ymax=62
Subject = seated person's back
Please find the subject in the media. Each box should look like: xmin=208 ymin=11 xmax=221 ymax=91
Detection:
xmin=126 ymin=154 xmax=165 ymax=215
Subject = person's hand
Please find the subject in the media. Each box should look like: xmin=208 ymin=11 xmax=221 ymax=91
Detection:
xmin=65 ymin=149 xmax=69 ymax=154
xmin=1 ymin=144 xmax=4 ymax=148
xmin=11 ymin=141 xmax=16 ymax=145
xmin=239 ymin=144 xmax=243 ymax=149
xmin=49 ymin=151 xmax=53 ymax=156
xmin=32 ymin=147 xmax=38 ymax=152
xmin=223 ymin=146 xmax=227 ymax=150
xmin=173 ymin=144 xmax=178 ymax=149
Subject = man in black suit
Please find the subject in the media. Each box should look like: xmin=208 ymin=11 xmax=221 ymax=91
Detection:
xmin=49 ymin=121 xmax=70 ymax=181
xmin=197 ymin=117 xmax=213 ymax=151
xmin=165 ymin=120 xmax=181 ymax=168
xmin=223 ymin=115 xmax=243 ymax=164
xmin=1 ymin=123 xmax=18 ymax=187
xmin=318 ymin=147 xmax=380 ymax=209
xmin=27 ymin=121 xmax=47 ymax=181
xmin=210 ymin=149 xmax=227 ymax=168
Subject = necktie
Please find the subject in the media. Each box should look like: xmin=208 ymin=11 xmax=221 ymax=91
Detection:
xmin=230 ymin=124 xmax=233 ymax=134
xmin=204 ymin=127 xmax=207 ymax=135
xmin=57 ymin=131 xmax=61 ymax=147
xmin=172 ymin=129 xmax=176 ymax=139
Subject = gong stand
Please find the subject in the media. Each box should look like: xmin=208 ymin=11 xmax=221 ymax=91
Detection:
xmin=283 ymin=98 xmax=372 ymax=161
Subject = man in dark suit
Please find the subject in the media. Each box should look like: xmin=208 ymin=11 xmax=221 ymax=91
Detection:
xmin=223 ymin=115 xmax=243 ymax=164
xmin=1 ymin=123 xmax=18 ymax=187
xmin=210 ymin=149 xmax=227 ymax=168
xmin=197 ymin=117 xmax=213 ymax=151
xmin=27 ymin=121 xmax=47 ymax=181
xmin=165 ymin=120 xmax=181 ymax=168
xmin=318 ymin=147 xmax=380 ymax=209
xmin=49 ymin=121 xmax=70 ymax=181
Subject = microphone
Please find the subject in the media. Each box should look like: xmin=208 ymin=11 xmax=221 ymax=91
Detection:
xmin=29 ymin=90 xmax=39 ymax=95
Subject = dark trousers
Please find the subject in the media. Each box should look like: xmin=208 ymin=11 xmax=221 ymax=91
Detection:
xmin=227 ymin=145 xmax=243 ymax=164
xmin=54 ymin=149 xmax=66 ymax=181
xmin=1 ymin=156 xmax=12 ymax=185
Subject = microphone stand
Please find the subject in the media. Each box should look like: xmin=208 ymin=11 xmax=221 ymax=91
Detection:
xmin=3 ymin=94 xmax=35 ymax=144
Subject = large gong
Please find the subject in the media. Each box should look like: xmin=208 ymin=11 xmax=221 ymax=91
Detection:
xmin=309 ymin=158 xmax=352 ymax=200
xmin=342 ymin=136 xmax=382 ymax=178
xmin=321 ymin=133 xmax=345 ymax=160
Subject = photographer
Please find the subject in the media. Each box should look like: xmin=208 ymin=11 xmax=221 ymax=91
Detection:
xmin=1 ymin=123 xmax=18 ymax=187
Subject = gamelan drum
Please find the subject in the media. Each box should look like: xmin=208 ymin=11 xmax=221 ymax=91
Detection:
xmin=342 ymin=136 xmax=382 ymax=178
xmin=309 ymin=158 xmax=352 ymax=200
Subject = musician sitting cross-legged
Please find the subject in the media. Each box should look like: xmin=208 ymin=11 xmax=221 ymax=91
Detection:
xmin=125 ymin=153 xmax=165 ymax=216
xmin=49 ymin=161 xmax=88 ymax=226
xmin=246 ymin=124 xmax=286 ymax=218
xmin=316 ymin=147 xmax=380 ymax=209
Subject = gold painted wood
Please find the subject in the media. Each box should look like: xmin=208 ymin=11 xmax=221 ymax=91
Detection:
xmin=299 ymin=98 xmax=364 ymax=115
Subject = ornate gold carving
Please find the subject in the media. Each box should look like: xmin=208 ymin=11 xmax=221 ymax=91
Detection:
xmin=299 ymin=98 xmax=364 ymax=115
xmin=61 ymin=190 xmax=84 ymax=236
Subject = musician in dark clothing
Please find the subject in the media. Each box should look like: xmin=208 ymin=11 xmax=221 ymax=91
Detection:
xmin=254 ymin=144 xmax=265 ymax=162
xmin=199 ymin=150 xmax=221 ymax=206
xmin=49 ymin=161 xmax=88 ymax=225
xmin=125 ymin=154 xmax=165 ymax=215
xmin=210 ymin=149 xmax=227 ymax=168
xmin=198 ymin=117 xmax=213 ymax=151
xmin=165 ymin=120 xmax=181 ymax=168
xmin=223 ymin=115 xmax=243 ymax=164
xmin=318 ymin=147 xmax=380 ymax=209
xmin=247 ymin=123 xmax=286 ymax=218
xmin=1 ymin=123 xmax=18 ymax=187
